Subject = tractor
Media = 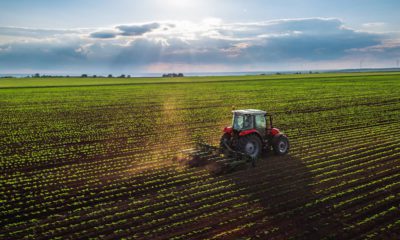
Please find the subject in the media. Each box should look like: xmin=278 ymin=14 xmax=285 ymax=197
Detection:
xmin=220 ymin=109 xmax=289 ymax=158
xmin=176 ymin=109 xmax=289 ymax=174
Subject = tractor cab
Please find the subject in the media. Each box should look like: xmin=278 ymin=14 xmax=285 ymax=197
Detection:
xmin=231 ymin=109 xmax=279 ymax=138
xmin=232 ymin=109 xmax=268 ymax=136
xmin=222 ymin=109 xmax=289 ymax=158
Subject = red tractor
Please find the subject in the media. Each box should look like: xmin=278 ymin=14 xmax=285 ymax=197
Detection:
xmin=177 ymin=109 xmax=289 ymax=173
xmin=220 ymin=109 xmax=289 ymax=158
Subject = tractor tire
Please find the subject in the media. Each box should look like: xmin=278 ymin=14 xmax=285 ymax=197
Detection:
xmin=272 ymin=134 xmax=289 ymax=155
xmin=239 ymin=134 xmax=262 ymax=159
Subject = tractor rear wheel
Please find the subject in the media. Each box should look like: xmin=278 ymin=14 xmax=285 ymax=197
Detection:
xmin=272 ymin=134 xmax=289 ymax=155
xmin=239 ymin=134 xmax=262 ymax=159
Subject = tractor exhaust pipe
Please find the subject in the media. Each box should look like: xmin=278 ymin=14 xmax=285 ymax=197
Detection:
xmin=267 ymin=114 xmax=273 ymax=129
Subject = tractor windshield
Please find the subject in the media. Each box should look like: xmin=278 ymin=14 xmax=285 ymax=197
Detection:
xmin=233 ymin=114 xmax=253 ymax=130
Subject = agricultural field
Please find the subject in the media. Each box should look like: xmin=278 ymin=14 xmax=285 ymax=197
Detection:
xmin=1 ymin=72 xmax=400 ymax=239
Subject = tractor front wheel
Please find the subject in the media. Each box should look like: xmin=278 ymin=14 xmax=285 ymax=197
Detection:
xmin=239 ymin=134 xmax=262 ymax=159
xmin=272 ymin=134 xmax=290 ymax=155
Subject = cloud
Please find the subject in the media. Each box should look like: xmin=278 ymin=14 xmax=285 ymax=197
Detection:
xmin=0 ymin=26 xmax=80 ymax=38
xmin=89 ymin=22 xmax=161 ymax=39
xmin=0 ymin=40 xmax=86 ymax=70
xmin=117 ymin=22 xmax=160 ymax=36
xmin=0 ymin=18 xmax=398 ymax=73
xmin=89 ymin=31 xmax=118 ymax=39
xmin=360 ymin=22 xmax=389 ymax=33
xmin=362 ymin=22 xmax=386 ymax=28
xmin=348 ymin=38 xmax=400 ymax=59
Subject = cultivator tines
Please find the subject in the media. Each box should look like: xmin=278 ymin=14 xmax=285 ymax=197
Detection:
xmin=175 ymin=142 xmax=256 ymax=174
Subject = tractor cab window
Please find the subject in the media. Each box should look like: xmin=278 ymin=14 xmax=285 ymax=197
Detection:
xmin=255 ymin=115 xmax=266 ymax=129
xmin=233 ymin=114 xmax=253 ymax=130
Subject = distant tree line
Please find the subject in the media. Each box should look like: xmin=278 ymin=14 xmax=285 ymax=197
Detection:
xmin=162 ymin=73 xmax=184 ymax=77
xmin=0 ymin=71 xmax=324 ymax=79
xmin=268 ymin=71 xmax=320 ymax=76
xmin=81 ymin=74 xmax=131 ymax=78
xmin=13 ymin=73 xmax=134 ymax=78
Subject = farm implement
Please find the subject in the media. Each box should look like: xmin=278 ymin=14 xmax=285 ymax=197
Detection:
xmin=177 ymin=142 xmax=255 ymax=174
xmin=176 ymin=109 xmax=290 ymax=174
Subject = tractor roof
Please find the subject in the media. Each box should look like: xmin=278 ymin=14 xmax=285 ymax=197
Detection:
xmin=232 ymin=109 xmax=267 ymax=115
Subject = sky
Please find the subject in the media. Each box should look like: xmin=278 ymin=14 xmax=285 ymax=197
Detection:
xmin=0 ymin=0 xmax=400 ymax=75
